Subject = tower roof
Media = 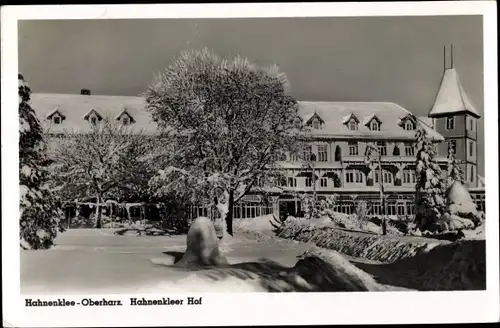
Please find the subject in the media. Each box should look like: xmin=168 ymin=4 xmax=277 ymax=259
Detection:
xmin=429 ymin=68 xmax=480 ymax=118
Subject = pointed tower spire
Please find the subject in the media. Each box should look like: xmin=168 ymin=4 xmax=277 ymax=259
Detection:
xmin=429 ymin=45 xmax=480 ymax=118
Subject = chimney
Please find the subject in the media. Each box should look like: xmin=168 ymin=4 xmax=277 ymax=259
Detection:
xmin=81 ymin=89 xmax=91 ymax=95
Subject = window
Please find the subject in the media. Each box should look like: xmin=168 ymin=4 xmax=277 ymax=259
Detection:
xmin=348 ymin=119 xmax=358 ymax=131
xmin=345 ymin=171 xmax=354 ymax=183
xmin=53 ymin=116 xmax=61 ymax=124
xmin=404 ymin=120 xmax=415 ymax=131
xmin=305 ymin=177 xmax=313 ymax=188
xmin=346 ymin=170 xmax=363 ymax=183
xmin=289 ymin=153 xmax=298 ymax=162
xmin=470 ymin=166 xmax=474 ymax=183
xmin=448 ymin=140 xmax=457 ymax=155
xmin=302 ymin=146 xmax=312 ymax=161
xmin=348 ymin=142 xmax=359 ymax=156
xmin=317 ymin=145 xmax=328 ymax=162
xmin=469 ymin=141 xmax=474 ymax=157
xmin=122 ymin=117 xmax=129 ymax=125
xmin=393 ymin=146 xmax=400 ymax=156
xmin=287 ymin=177 xmax=297 ymax=188
xmin=404 ymin=143 xmax=415 ymax=157
xmin=446 ymin=116 xmax=455 ymax=130
xmin=370 ymin=121 xmax=380 ymax=131
xmin=320 ymin=178 xmax=328 ymax=188
xmin=377 ymin=141 xmax=387 ymax=156
xmin=312 ymin=119 xmax=320 ymax=129
xmin=376 ymin=170 xmax=393 ymax=184
xmin=90 ymin=116 xmax=97 ymax=125
xmin=402 ymin=170 xmax=416 ymax=184
xmin=355 ymin=171 xmax=363 ymax=183
xmin=334 ymin=146 xmax=342 ymax=161
xmin=294 ymin=119 xmax=302 ymax=129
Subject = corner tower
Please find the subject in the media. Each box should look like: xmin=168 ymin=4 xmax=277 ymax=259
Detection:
xmin=428 ymin=45 xmax=481 ymax=188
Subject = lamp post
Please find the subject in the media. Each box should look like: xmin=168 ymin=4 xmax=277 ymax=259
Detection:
xmin=365 ymin=143 xmax=387 ymax=235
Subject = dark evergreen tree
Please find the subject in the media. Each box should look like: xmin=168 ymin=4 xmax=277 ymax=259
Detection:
xmin=19 ymin=74 xmax=64 ymax=249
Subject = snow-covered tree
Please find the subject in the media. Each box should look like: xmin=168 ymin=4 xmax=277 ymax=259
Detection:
xmin=145 ymin=48 xmax=303 ymax=235
xmin=446 ymin=142 xmax=464 ymax=186
xmin=50 ymin=119 xmax=155 ymax=228
xmin=19 ymin=74 xmax=64 ymax=249
xmin=414 ymin=127 xmax=446 ymax=230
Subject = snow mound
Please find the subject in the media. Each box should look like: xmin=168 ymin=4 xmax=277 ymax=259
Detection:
xmin=234 ymin=214 xmax=275 ymax=232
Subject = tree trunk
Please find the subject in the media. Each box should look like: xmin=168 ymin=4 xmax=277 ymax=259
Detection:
xmin=94 ymin=195 xmax=102 ymax=228
xmin=225 ymin=191 xmax=235 ymax=236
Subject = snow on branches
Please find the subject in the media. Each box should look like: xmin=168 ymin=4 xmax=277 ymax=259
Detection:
xmin=19 ymin=74 xmax=64 ymax=249
xmin=414 ymin=127 xmax=446 ymax=231
xmin=145 ymin=48 xmax=303 ymax=235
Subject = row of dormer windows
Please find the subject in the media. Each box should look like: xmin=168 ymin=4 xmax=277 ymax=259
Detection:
xmin=48 ymin=110 xmax=134 ymax=126
xmin=298 ymin=113 xmax=417 ymax=132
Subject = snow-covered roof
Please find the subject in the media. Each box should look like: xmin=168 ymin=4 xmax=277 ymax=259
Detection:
xmin=429 ymin=68 xmax=480 ymax=118
xmin=417 ymin=116 xmax=433 ymax=128
xmin=31 ymin=93 xmax=444 ymax=141
xmin=362 ymin=114 xmax=382 ymax=126
xmin=30 ymin=93 xmax=158 ymax=134
xmin=298 ymin=101 xmax=444 ymax=141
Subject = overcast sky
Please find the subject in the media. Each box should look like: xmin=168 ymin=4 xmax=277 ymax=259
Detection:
xmin=18 ymin=16 xmax=484 ymax=174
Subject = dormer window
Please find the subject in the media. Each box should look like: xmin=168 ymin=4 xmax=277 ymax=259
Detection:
xmin=304 ymin=112 xmax=324 ymax=130
xmin=349 ymin=119 xmax=358 ymax=131
xmin=294 ymin=118 xmax=302 ymax=129
xmin=312 ymin=118 xmax=320 ymax=130
xmin=343 ymin=113 xmax=360 ymax=131
xmin=370 ymin=121 xmax=380 ymax=131
xmin=83 ymin=109 xmax=103 ymax=125
xmin=116 ymin=109 xmax=136 ymax=126
xmin=405 ymin=120 xmax=415 ymax=131
xmin=46 ymin=108 xmax=66 ymax=125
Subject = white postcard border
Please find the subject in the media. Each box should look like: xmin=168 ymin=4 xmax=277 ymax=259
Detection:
xmin=1 ymin=2 xmax=498 ymax=326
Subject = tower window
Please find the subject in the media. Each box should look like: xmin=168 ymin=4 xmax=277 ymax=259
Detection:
xmin=446 ymin=117 xmax=455 ymax=130
xmin=90 ymin=116 xmax=97 ymax=125
xmin=470 ymin=166 xmax=474 ymax=183
xmin=448 ymin=140 xmax=457 ymax=155
xmin=53 ymin=116 xmax=61 ymax=124
xmin=122 ymin=117 xmax=129 ymax=125
xmin=469 ymin=141 xmax=474 ymax=157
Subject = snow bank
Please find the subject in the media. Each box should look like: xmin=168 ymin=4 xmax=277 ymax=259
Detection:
xmin=275 ymin=218 xmax=450 ymax=263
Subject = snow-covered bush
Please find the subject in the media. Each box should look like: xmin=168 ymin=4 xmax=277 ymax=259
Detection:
xmin=19 ymin=74 xmax=65 ymax=249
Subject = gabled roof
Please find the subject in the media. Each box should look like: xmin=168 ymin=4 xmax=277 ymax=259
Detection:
xmin=429 ymin=68 xmax=480 ymax=118
xmin=83 ymin=108 xmax=103 ymax=121
xmin=115 ymin=108 xmax=136 ymax=124
xmin=341 ymin=113 xmax=360 ymax=125
xmin=30 ymin=93 xmax=158 ymax=134
xmin=298 ymin=101 xmax=444 ymax=141
xmin=363 ymin=114 xmax=382 ymax=126
xmin=302 ymin=111 xmax=325 ymax=125
xmin=46 ymin=107 xmax=66 ymax=120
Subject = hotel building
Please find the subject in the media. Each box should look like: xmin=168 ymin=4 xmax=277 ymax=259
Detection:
xmin=29 ymin=63 xmax=485 ymax=221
